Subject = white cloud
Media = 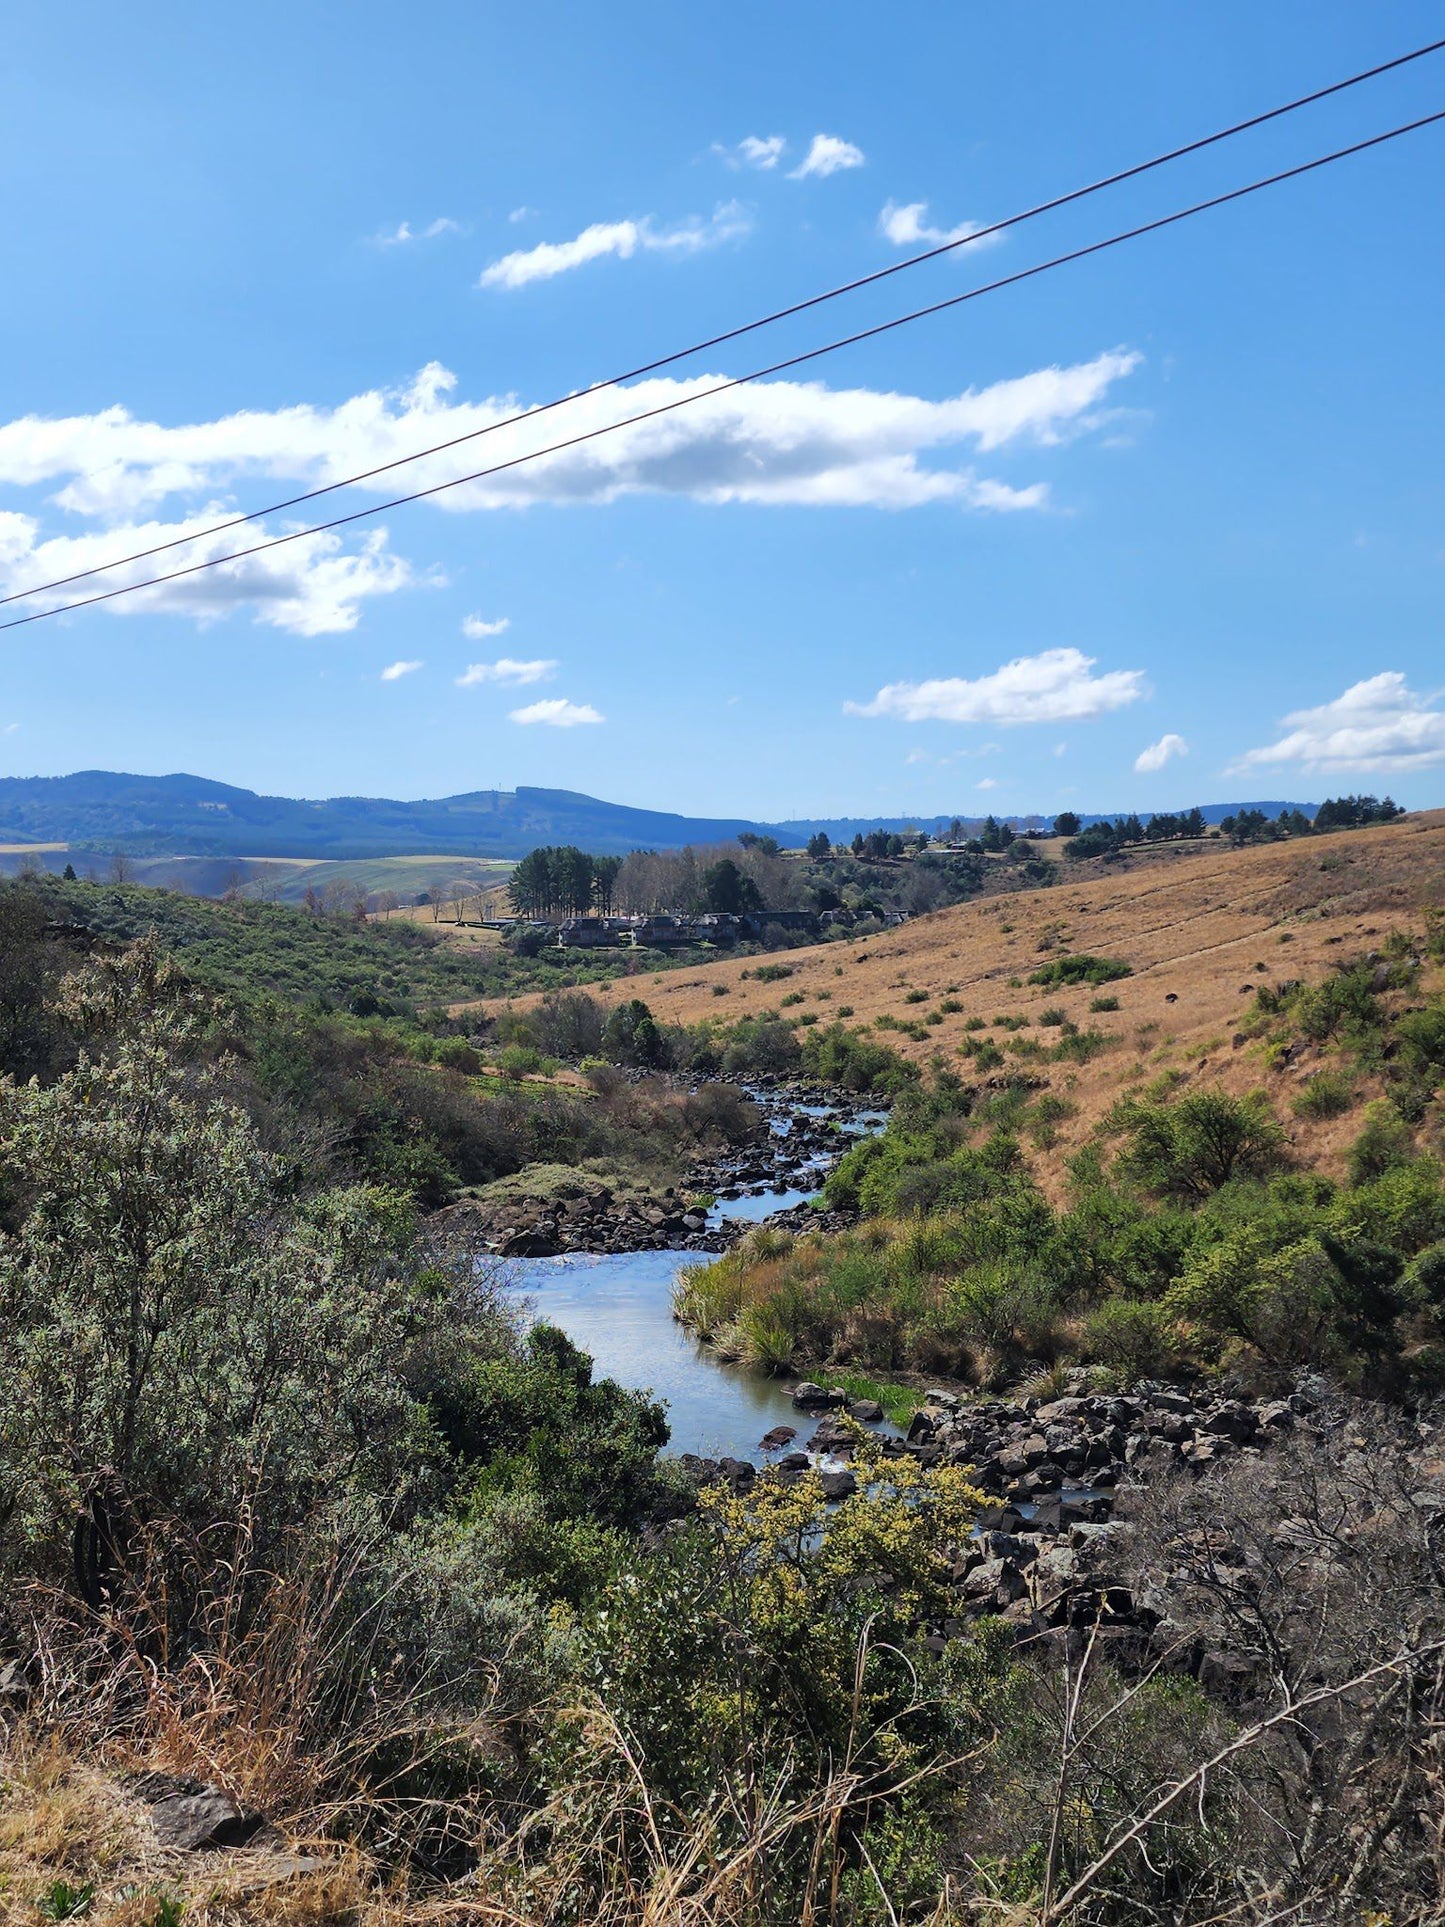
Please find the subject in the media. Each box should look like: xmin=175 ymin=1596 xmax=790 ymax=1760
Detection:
xmin=374 ymin=217 xmax=460 ymax=247
xmin=380 ymin=658 xmax=423 ymax=681
xmin=2 ymin=722 xmax=18 ymax=735
xmin=879 ymin=201 xmax=994 ymax=250
xmin=0 ymin=352 xmax=1141 ymax=627
xmin=846 ymin=648 xmax=1147 ymax=727
xmin=1134 ymin=731 xmax=1189 ymax=773
xmin=0 ymin=352 xmax=1138 ymax=519
xmin=976 ymin=777 xmax=1000 ymax=791
xmin=0 ymin=508 xmax=415 ymax=636
xmin=714 ymin=134 xmax=786 ymax=171
xmin=457 ymin=657 xmax=557 ymax=687
xmin=508 ymin=206 xmax=536 ymax=224
xmin=480 ymin=201 xmax=750 ymax=288
xmin=509 ymin=697 xmax=603 ymax=727
xmin=462 ymin=613 xmax=510 ymax=639
xmin=789 ymin=134 xmax=865 ymax=179
xmin=1230 ymin=672 xmax=1445 ymax=775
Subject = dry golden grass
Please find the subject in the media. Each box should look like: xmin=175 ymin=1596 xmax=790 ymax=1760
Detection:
xmin=459 ymin=811 xmax=1445 ymax=1186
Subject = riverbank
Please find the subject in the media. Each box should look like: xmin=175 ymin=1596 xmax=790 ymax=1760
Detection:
xmin=440 ymin=1079 xmax=886 ymax=1257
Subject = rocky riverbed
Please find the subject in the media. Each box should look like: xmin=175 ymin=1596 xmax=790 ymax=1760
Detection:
xmin=443 ymin=1082 xmax=884 ymax=1258
xmin=676 ymin=1371 xmax=1405 ymax=1676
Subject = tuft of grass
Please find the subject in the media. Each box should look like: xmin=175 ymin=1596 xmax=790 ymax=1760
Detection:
xmin=37 ymin=1881 xmax=96 ymax=1921
xmin=1291 ymin=1070 xmax=1356 ymax=1120
xmin=1089 ymin=994 xmax=1121 ymax=1013
xmin=811 ymin=1369 xmax=919 ymax=1424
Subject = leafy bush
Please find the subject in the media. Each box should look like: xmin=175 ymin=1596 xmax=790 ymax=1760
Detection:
xmin=1348 ymin=1100 xmax=1414 ymax=1184
xmin=1029 ymin=953 xmax=1133 ymax=988
xmin=1291 ymin=1070 xmax=1355 ymax=1120
xmin=1117 ymin=1090 xmax=1286 ymax=1199
xmin=1081 ymin=1298 xmax=1183 ymax=1379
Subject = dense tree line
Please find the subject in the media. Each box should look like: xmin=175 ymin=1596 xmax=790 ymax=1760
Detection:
xmin=508 ymin=845 xmax=624 ymax=917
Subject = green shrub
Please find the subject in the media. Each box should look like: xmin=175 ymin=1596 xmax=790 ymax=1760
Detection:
xmin=1291 ymin=1071 xmax=1355 ymax=1120
xmin=1348 ymin=1101 xmax=1414 ymax=1185
xmin=1118 ymin=1090 xmax=1286 ymax=1200
xmin=1029 ymin=954 xmax=1132 ymax=988
xmin=1090 ymin=994 xmax=1121 ymax=1013
xmin=1081 ymin=1299 xmax=1182 ymax=1379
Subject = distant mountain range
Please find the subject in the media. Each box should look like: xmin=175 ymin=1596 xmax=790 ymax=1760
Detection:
xmin=0 ymin=770 xmax=1318 ymax=861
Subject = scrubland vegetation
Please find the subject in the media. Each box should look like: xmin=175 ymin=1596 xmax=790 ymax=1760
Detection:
xmin=681 ymin=917 xmax=1445 ymax=1392
xmin=6 ymin=867 xmax=1445 ymax=1923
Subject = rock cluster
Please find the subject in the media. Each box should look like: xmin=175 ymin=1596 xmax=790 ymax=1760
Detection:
xmin=474 ymin=1182 xmax=723 ymax=1257
xmin=675 ymin=1377 xmax=1335 ymax=1675
xmin=910 ymin=1381 xmax=1304 ymax=1497
xmin=448 ymin=1085 xmax=882 ymax=1259
xmin=908 ymin=1379 xmax=1322 ymax=1659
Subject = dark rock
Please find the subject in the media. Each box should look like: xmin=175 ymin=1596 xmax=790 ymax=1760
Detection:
xmin=759 ymin=1425 xmax=797 ymax=1451
xmin=130 ymin=1773 xmax=267 ymax=1852
xmin=792 ymin=1381 xmax=844 ymax=1410
xmin=845 ymin=1397 xmax=885 ymax=1424
xmin=819 ymin=1468 xmax=857 ymax=1501
xmin=0 ymin=1657 xmax=34 ymax=1714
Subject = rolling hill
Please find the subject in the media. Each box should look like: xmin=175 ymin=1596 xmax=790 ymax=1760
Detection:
xmin=0 ymin=769 xmax=1317 ymax=862
xmin=466 ymin=810 xmax=1445 ymax=1188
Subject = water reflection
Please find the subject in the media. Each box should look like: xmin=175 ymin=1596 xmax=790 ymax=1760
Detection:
xmin=506 ymin=1248 xmax=811 ymax=1462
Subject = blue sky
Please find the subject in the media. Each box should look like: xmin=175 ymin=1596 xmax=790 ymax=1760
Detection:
xmin=1 ymin=1 xmax=1442 ymax=820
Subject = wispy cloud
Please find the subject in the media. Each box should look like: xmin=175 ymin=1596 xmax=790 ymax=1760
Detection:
xmin=1230 ymin=672 xmax=1445 ymax=774
xmin=373 ymin=217 xmax=462 ymax=247
xmin=714 ymin=134 xmax=786 ymax=171
xmin=1134 ymin=731 xmax=1188 ymax=773
xmin=457 ymin=657 xmax=557 ymax=687
xmin=507 ymin=206 xmax=536 ymax=224
xmin=462 ymin=613 xmax=510 ymax=639
xmin=380 ymin=658 xmax=423 ymax=681
xmin=846 ymin=648 xmax=1147 ymax=726
xmin=789 ymin=134 xmax=865 ymax=180
xmin=879 ymin=200 xmax=994 ymax=249
xmin=976 ymin=776 xmax=1000 ymax=791
xmin=479 ymin=201 xmax=750 ymax=289
xmin=509 ymin=697 xmax=603 ymax=727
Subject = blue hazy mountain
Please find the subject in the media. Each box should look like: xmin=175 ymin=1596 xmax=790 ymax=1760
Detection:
xmin=0 ymin=770 xmax=1316 ymax=860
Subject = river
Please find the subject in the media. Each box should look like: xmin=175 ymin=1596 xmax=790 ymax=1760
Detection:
xmin=505 ymin=1087 xmax=891 ymax=1464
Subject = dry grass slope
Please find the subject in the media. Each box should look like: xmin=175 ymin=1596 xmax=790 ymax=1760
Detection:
xmin=466 ymin=812 xmax=1445 ymax=1183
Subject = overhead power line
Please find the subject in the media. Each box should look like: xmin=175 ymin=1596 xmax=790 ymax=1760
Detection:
xmin=3 ymin=34 xmax=1442 ymax=613
xmin=3 ymin=105 xmax=1442 ymax=635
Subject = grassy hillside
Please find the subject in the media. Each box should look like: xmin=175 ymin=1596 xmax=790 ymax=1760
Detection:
xmin=473 ymin=810 xmax=1445 ymax=1185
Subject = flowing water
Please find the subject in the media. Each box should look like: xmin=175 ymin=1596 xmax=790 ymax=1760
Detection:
xmin=505 ymin=1248 xmax=812 ymax=1461
xmin=503 ymin=1091 xmax=894 ymax=1464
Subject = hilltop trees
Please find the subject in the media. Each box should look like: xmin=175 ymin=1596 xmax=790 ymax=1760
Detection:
xmin=509 ymin=845 xmax=608 ymax=917
xmin=1314 ymin=793 xmax=1404 ymax=831
xmin=702 ymin=856 xmax=763 ymax=915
